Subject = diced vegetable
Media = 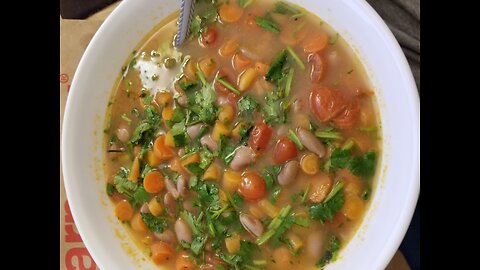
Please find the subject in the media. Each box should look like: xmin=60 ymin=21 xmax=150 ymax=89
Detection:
xmin=212 ymin=121 xmax=231 ymax=142
xmin=151 ymin=241 xmax=174 ymax=265
xmin=143 ymin=171 xmax=165 ymax=193
xmin=148 ymin=197 xmax=164 ymax=217
xmin=128 ymin=156 xmax=141 ymax=182
xmin=203 ymin=163 xmax=221 ymax=181
xmin=219 ymin=2 xmax=244 ymax=23
xmin=131 ymin=212 xmax=149 ymax=233
xmin=225 ymin=234 xmax=241 ymax=253
xmin=223 ymin=169 xmax=243 ymax=192
xmin=238 ymin=67 xmax=257 ymax=92
xmin=115 ymin=200 xmax=134 ymax=221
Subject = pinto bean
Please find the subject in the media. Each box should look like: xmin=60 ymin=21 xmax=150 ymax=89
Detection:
xmin=164 ymin=178 xmax=180 ymax=199
xmin=176 ymin=175 xmax=188 ymax=196
xmin=239 ymin=213 xmax=264 ymax=238
xmin=297 ymin=128 xmax=326 ymax=157
xmin=201 ymin=134 xmax=218 ymax=152
xmin=115 ymin=125 xmax=130 ymax=143
xmin=153 ymin=229 xmax=176 ymax=244
xmin=175 ymin=218 xmax=192 ymax=244
xmin=277 ymin=160 xmax=300 ymax=186
xmin=229 ymin=146 xmax=255 ymax=171
xmin=187 ymin=123 xmax=204 ymax=140
xmin=163 ymin=192 xmax=177 ymax=216
xmin=140 ymin=203 xmax=150 ymax=214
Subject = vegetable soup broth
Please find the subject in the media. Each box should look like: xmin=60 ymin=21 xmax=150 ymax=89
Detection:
xmin=104 ymin=1 xmax=380 ymax=269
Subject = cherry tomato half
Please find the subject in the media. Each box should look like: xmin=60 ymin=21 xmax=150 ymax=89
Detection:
xmin=200 ymin=27 xmax=218 ymax=48
xmin=238 ymin=170 xmax=267 ymax=201
xmin=248 ymin=122 xmax=273 ymax=152
xmin=308 ymin=52 xmax=327 ymax=83
xmin=309 ymin=86 xmax=347 ymax=122
xmin=272 ymin=137 xmax=298 ymax=164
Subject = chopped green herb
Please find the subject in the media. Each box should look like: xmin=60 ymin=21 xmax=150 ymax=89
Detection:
xmin=359 ymin=127 xmax=378 ymax=132
xmin=132 ymin=186 xmax=149 ymax=207
xmin=265 ymin=50 xmax=287 ymax=83
xmin=284 ymin=68 xmax=294 ymax=97
xmin=121 ymin=113 xmax=132 ymax=125
xmin=269 ymin=185 xmax=282 ymax=204
xmin=286 ymin=46 xmax=305 ymax=70
xmin=341 ymin=139 xmax=355 ymax=151
xmin=179 ymin=81 xmax=198 ymax=91
xmin=170 ymin=121 xmax=188 ymax=147
xmin=218 ymin=136 xmax=237 ymax=165
xmin=315 ymin=128 xmax=343 ymax=141
xmin=185 ymin=162 xmax=204 ymax=175
xmin=316 ymin=235 xmax=341 ymax=268
xmin=330 ymin=149 xmax=376 ymax=178
xmin=255 ymin=16 xmax=280 ymax=33
xmin=113 ymin=168 xmax=137 ymax=199
xmin=106 ymin=183 xmax=114 ymax=196
xmin=294 ymin=216 xmax=310 ymax=227
xmin=301 ymin=183 xmax=310 ymax=204
xmin=288 ymin=129 xmax=304 ymax=150
xmin=141 ymin=213 xmax=168 ymax=233
xmin=274 ymin=1 xmax=300 ymax=14
xmin=238 ymin=95 xmax=259 ymax=121
xmin=324 ymin=181 xmax=344 ymax=203
xmin=190 ymin=235 xmax=208 ymax=255
xmin=217 ymin=77 xmax=240 ymax=95
xmin=308 ymin=188 xmax=344 ymax=223
xmin=329 ymin=33 xmax=339 ymax=45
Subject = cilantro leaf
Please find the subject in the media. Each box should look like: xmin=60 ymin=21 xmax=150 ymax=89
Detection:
xmin=265 ymin=50 xmax=287 ymax=83
xmin=238 ymin=95 xmax=259 ymax=121
xmin=348 ymin=151 xmax=376 ymax=178
xmin=113 ymin=168 xmax=137 ymax=199
xmin=170 ymin=121 xmax=188 ymax=147
xmin=129 ymin=106 xmax=161 ymax=145
xmin=218 ymin=136 xmax=237 ymax=165
xmin=106 ymin=183 xmax=114 ymax=196
xmin=255 ymin=16 xmax=280 ymax=33
xmin=330 ymin=148 xmax=351 ymax=171
xmin=308 ymin=190 xmax=344 ymax=223
xmin=132 ymin=186 xmax=149 ymax=208
xmin=141 ymin=213 xmax=168 ymax=233
xmin=316 ymin=235 xmax=341 ymax=268
xmin=274 ymin=1 xmax=301 ymax=14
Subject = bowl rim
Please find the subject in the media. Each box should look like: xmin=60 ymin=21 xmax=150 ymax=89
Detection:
xmin=61 ymin=0 xmax=420 ymax=269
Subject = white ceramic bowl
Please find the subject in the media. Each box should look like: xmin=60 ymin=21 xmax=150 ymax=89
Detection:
xmin=62 ymin=0 xmax=420 ymax=269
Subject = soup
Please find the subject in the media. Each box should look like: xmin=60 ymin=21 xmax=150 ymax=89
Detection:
xmin=103 ymin=0 xmax=380 ymax=269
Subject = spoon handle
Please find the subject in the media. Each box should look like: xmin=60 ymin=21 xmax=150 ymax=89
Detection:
xmin=175 ymin=0 xmax=195 ymax=47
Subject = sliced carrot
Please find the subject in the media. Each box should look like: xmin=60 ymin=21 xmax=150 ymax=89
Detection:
xmin=153 ymin=135 xmax=175 ymax=161
xmin=341 ymin=194 xmax=365 ymax=220
xmin=280 ymin=22 xmax=308 ymax=46
xmin=176 ymin=252 xmax=195 ymax=270
xmin=219 ymin=2 xmax=243 ymax=23
xmin=198 ymin=57 xmax=217 ymax=79
xmin=143 ymin=171 xmax=165 ymax=193
xmin=303 ymin=33 xmax=329 ymax=53
xmin=162 ymin=106 xmax=174 ymax=121
xmin=233 ymin=52 xmax=252 ymax=72
xmin=131 ymin=212 xmax=149 ymax=233
xmin=151 ymin=241 xmax=174 ymax=265
xmin=115 ymin=200 xmax=134 ymax=221
xmin=219 ymin=38 xmax=239 ymax=58
xmin=170 ymin=157 xmax=186 ymax=175
xmin=155 ymin=91 xmax=173 ymax=107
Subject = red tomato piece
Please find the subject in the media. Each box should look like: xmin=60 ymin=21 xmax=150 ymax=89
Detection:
xmin=272 ymin=137 xmax=298 ymax=164
xmin=308 ymin=52 xmax=327 ymax=83
xmin=309 ymin=86 xmax=348 ymax=122
xmin=248 ymin=122 xmax=273 ymax=152
xmin=200 ymin=27 xmax=218 ymax=48
xmin=238 ymin=171 xmax=267 ymax=201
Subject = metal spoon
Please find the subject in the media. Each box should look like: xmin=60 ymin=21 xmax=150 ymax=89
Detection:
xmin=174 ymin=0 xmax=195 ymax=47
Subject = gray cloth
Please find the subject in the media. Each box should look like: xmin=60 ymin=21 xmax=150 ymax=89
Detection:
xmin=366 ymin=0 xmax=420 ymax=91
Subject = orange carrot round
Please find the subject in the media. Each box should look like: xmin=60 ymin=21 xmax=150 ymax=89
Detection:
xmin=219 ymin=2 xmax=243 ymax=23
xmin=115 ymin=200 xmax=134 ymax=221
xmin=143 ymin=171 xmax=165 ymax=193
xmin=151 ymin=241 xmax=174 ymax=265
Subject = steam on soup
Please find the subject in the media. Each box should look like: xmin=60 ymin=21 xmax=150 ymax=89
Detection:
xmin=104 ymin=0 xmax=380 ymax=269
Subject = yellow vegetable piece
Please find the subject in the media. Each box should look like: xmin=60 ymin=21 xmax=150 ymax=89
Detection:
xmin=341 ymin=194 xmax=365 ymax=220
xmin=155 ymin=91 xmax=173 ymax=107
xmin=218 ymin=104 xmax=235 ymax=124
xmin=147 ymin=150 xmax=162 ymax=167
xmin=198 ymin=57 xmax=217 ymax=79
xmin=238 ymin=67 xmax=257 ymax=92
xmin=249 ymin=205 xmax=265 ymax=219
xmin=162 ymin=106 xmax=174 ymax=121
xmin=148 ymin=197 xmax=164 ymax=217
xmin=181 ymin=153 xmax=201 ymax=173
xmin=225 ymin=234 xmax=241 ymax=254
xmin=128 ymin=156 xmax=140 ymax=182
xmin=184 ymin=59 xmax=197 ymax=81
xmin=204 ymin=163 xmax=221 ymax=181
xmin=286 ymin=233 xmax=303 ymax=252
xmin=212 ymin=121 xmax=231 ymax=142
xmin=164 ymin=130 xmax=176 ymax=148
xmin=300 ymin=153 xmax=320 ymax=175
xmin=223 ymin=169 xmax=242 ymax=192
xmin=258 ymin=199 xmax=280 ymax=218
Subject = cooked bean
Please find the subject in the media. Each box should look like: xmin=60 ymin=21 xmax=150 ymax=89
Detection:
xmin=175 ymin=218 xmax=193 ymax=244
xmin=177 ymin=94 xmax=188 ymax=107
xmin=277 ymin=160 xmax=300 ymax=186
xmin=293 ymin=99 xmax=303 ymax=113
xmin=307 ymin=231 xmax=325 ymax=258
xmin=163 ymin=192 xmax=177 ymax=216
xmin=153 ymin=229 xmax=176 ymax=244
xmin=275 ymin=124 xmax=289 ymax=137
xmin=229 ymin=146 xmax=255 ymax=171
xmin=186 ymin=123 xmax=204 ymax=140
xmin=176 ymin=175 xmax=188 ymax=196
xmin=164 ymin=178 xmax=180 ymax=199
xmin=201 ymin=134 xmax=218 ymax=152
xmin=297 ymin=128 xmax=326 ymax=157
xmin=116 ymin=125 xmax=130 ymax=143
xmin=140 ymin=203 xmax=150 ymax=214
xmin=239 ymin=213 xmax=264 ymax=238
